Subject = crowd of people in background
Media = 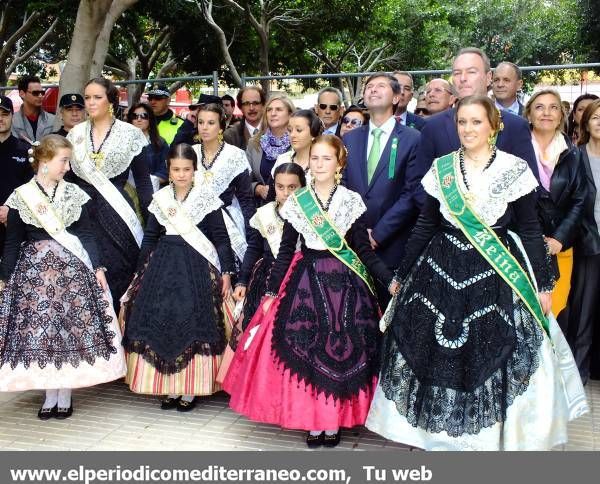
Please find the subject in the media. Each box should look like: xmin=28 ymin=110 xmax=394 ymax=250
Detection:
xmin=0 ymin=46 xmax=597 ymax=451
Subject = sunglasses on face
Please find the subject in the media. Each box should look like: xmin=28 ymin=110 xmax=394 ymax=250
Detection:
xmin=241 ymin=101 xmax=262 ymax=107
xmin=132 ymin=112 xmax=149 ymax=120
xmin=28 ymin=90 xmax=45 ymax=97
xmin=342 ymin=117 xmax=363 ymax=127
xmin=319 ymin=103 xmax=340 ymax=111
xmin=415 ymin=108 xmax=430 ymax=116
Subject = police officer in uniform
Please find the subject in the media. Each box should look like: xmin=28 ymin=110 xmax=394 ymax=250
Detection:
xmin=0 ymin=96 xmax=33 ymax=255
xmin=147 ymin=84 xmax=183 ymax=145
xmin=54 ymin=93 xmax=85 ymax=137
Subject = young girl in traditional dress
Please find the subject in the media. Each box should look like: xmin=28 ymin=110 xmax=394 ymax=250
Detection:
xmin=121 ymin=143 xmax=234 ymax=411
xmin=224 ymin=135 xmax=397 ymax=447
xmin=0 ymin=135 xmax=126 ymax=419
xmin=366 ymin=95 xmax=588 ymax=450
xmin=223 ymin=163 xmax=306 ymax=360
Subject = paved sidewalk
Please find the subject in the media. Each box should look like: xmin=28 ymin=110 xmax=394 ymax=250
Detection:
xmin=1 ymin=380 xmax=599 ymax=451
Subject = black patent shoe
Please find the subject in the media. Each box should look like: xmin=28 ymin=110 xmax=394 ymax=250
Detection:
xmin=322 ymin=430 xmax=341 ymax=448
xmin=306 ymin=432 xmax=324 ymax=448
xmin=55 ymin=403 xmax=73 ymax=420
xmin=160 ymin=396 xmax=181 ymax=410
xmin=176 ymin=398 xmax=196 ymax=412
xmin=38 ymin=405 xmax=57 ymax=420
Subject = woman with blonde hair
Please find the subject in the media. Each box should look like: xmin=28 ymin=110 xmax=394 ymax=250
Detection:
xmin=246 ymin=94 xmax=294 ymax=204
xmin=524 ymin=89 xmax=587 ymax=318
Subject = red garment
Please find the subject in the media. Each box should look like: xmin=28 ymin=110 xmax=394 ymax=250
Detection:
xmin=223 ymin=252 xmax=376 ymax=430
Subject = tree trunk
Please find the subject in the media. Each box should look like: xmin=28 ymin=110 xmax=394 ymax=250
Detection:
xmin=59 ymin=0 xmax=113 ymax=95
xmin=90 ymin=0 xmax=139 ymax=79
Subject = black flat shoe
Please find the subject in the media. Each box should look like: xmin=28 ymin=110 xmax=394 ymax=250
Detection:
xmin=176 ymin=398 xmax=196 ymax=412
xmin=306 ymin=432 xmax=324 ymax=448
xmin=322 ymin=430 xmax=341 ymax=448
xmin=55 ymin=403 xmax=73 ymax=420
xmin=38 ymin=405 xmax=57 ymax=420
xmin=160 ymin=396 xmax=181 ymax=410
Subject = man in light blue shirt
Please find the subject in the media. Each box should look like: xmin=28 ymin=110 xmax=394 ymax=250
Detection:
xmin=315 ymin=87 xmax=343 ymax=135
xmin=492 ymin=61 xmax=524 ymax=116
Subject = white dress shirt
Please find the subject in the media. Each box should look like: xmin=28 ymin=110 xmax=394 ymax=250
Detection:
xmin=495 ymin=99 xmax=520 ymax=116
xmin=366 ymin=116 xmax=397 ymax=160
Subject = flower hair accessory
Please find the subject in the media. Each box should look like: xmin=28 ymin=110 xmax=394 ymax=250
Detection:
xmin=27 ymin=141 xmax=40 ymax=163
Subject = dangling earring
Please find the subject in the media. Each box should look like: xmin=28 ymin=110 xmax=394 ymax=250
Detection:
xmin=487 ymin=133 xmax=495 ymax=148
xmin=218 ymin=131 xmax=224 ymax=144
xmin=109 ymin=104 xmax=114 ymax=118
xmin=42 ymin=164 xmax=49 ymax=176
xmin=334 ymin=167 xmax=342 ymax=185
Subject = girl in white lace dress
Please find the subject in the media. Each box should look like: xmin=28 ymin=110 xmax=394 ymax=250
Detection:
xmin=0 ymin=135 xmax=126 ymax=420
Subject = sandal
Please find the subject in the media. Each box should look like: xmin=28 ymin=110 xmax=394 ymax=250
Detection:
xmin=176 ymin=398 xmax=196 ymax=412
xmin=160 ymin=396 xmax=181 ymax=410
xmin=322 ymin=430 xmax=341 ymax=448
xmin=306 ymin=432 xmax=324 ymax=448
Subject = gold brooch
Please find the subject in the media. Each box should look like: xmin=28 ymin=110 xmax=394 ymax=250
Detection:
xmin=266 ymin=224 xmax=276 ymax=235
xmin=311 ymin=214 xmax=325 ymax=227
xmin=36 ymin=203 xmax=47 ymax=215
xmin=442 ymin=174 xmax=454 ymax=188
xmin=204 ymin=171 xmax=214 ymax=182
xmin=167 ymin=207 xmax=177 ymax=217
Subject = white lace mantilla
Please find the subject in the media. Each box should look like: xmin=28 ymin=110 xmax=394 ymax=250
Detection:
xmin=192 ymin=143 xmax=251 ymax=197
xmin=148 ymin=182 xmax=224 ymax=231
xmin=421 ymin=150 xmax=539 ymax=227
xmin=5 ymin=180 xmax=90 ymax=229
xmin=280 ymin=185 xmax=366 ymax=250
xmin=67 ymin=120 xmax=148 ymax=180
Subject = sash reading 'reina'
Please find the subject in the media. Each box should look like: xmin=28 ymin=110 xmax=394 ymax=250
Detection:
xmin=294 ymin=187 xmax=375 ymax=294
xmin=435 ymin=152 xmax=550 ymax=335
xmin=16 ymin=179 xmax=94 ymax=271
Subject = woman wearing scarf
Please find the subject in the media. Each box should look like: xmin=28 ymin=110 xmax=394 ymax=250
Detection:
xmin=525 ymin=89 xmax=587 ymax=318
xmin=246 ymin=94 xmax=294 ymax=206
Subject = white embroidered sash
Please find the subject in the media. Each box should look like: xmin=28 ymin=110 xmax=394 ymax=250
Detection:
xmin=71 ymin=148 xmax=144 ymax=247
xmin=223 ymin=202 xmax=248 ymax=262
xmin=251 ymin=202 xmax=283 ymax=258
xmin=16 ymin=180 xmax=93 ymax=271
xmin=153 ymin=188 xmax=221 ymax=271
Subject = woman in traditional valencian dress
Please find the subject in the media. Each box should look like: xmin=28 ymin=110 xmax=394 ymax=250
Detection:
xmin=121 ymin=143 xmax=234 ymax=411
xmin=220 ymin=162 xmax=306 ymax=370
xmin=0 ymin=135 xmax=126 ymax=419
xmin=192 ymin=103 xmax=256 ymax=268
xmin=224 ymin=135 xmax=396 ymax=448
xmin=366 ymin=95 xmax=588 ymax=450
xmin=66 ymin=77 xmax=152 ymax=309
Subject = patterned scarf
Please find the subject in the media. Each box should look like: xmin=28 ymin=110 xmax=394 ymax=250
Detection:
xmin=260 ymin=129 xmax=291 ymax=161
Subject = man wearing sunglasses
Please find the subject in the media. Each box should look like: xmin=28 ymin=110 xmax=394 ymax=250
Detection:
xmin=315 ymin=87 xmax=343 ymax=135
xmin=12 ymin=75 xmax=55 ymax=143
xmin=146 ymin=84 xmax=183 ymax=145
xmin=53 ymin=93 xmax=85 ymax=137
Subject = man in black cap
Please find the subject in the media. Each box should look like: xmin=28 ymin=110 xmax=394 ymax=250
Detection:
xmin=0 ymin=95 xmax=33 ymax=255
xmin=172 ymin=93 xmax=222 ymax=146
xmin=147 ymin=84 xmax=183 ymax=145
xmin=54 ymin=93 xmax=85 ymax=137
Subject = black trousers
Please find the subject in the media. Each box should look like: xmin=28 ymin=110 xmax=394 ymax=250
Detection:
xmin=559 ymin=253 xmax=600 ymax=383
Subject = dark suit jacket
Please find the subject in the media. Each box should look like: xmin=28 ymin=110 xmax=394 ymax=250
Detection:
xmin=343 ymin=120 xmax=421 ymax=268
xmin=405 ymin=112 xmax=426 ymax=131
xmin=224 ymin=119 xmax=252 ymax=151
xmin=414 ymin=107 xmax=539 ymax=207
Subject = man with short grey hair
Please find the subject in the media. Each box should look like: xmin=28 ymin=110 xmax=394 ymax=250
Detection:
xmin=492 ymin=61 xmax=524 ymax=116
xmin=414 ymin=46 xmax=538 ymax=201
xmin=315 ymin=87 xmax=343 ymax=135
xmin=425 ymin=78 xmax=456 ymax=115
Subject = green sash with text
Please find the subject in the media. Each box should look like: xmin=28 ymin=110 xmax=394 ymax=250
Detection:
xmin=435 ymin=152 xmax=549 ymax=336
xmin=294 ymin=187 xmax=375 ymax=294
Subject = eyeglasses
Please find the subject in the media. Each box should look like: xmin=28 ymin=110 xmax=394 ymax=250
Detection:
xmin=341 ymin=117 xmax=363 ymax=127
xmin=415 ymin=108 xmax=430 ymax=116
xmin=319 ymin=104 xmax=340 ymax=111
xmin=147 ymin=95 xmax=167 ymax=101
xmin=132 ymin=112 xmax=149 ymax=120
xmin=28 ymin=90 xmax=45 ymax=97
xmin=240 ymin=101 xmax=263 ymax=107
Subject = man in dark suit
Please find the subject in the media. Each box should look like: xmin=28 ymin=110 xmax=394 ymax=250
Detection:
xmin=415 ymin=47 xmax=538 ymax=205
xmin=223 ymin=86 xmax=265 ymax=150
xmin=343 ymin=73 xmax=421 ymax=301
xmin=492 ymin=62 xmax=525 ymax=116
xmin=393 ymin=71 xmax=426 ymax=131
